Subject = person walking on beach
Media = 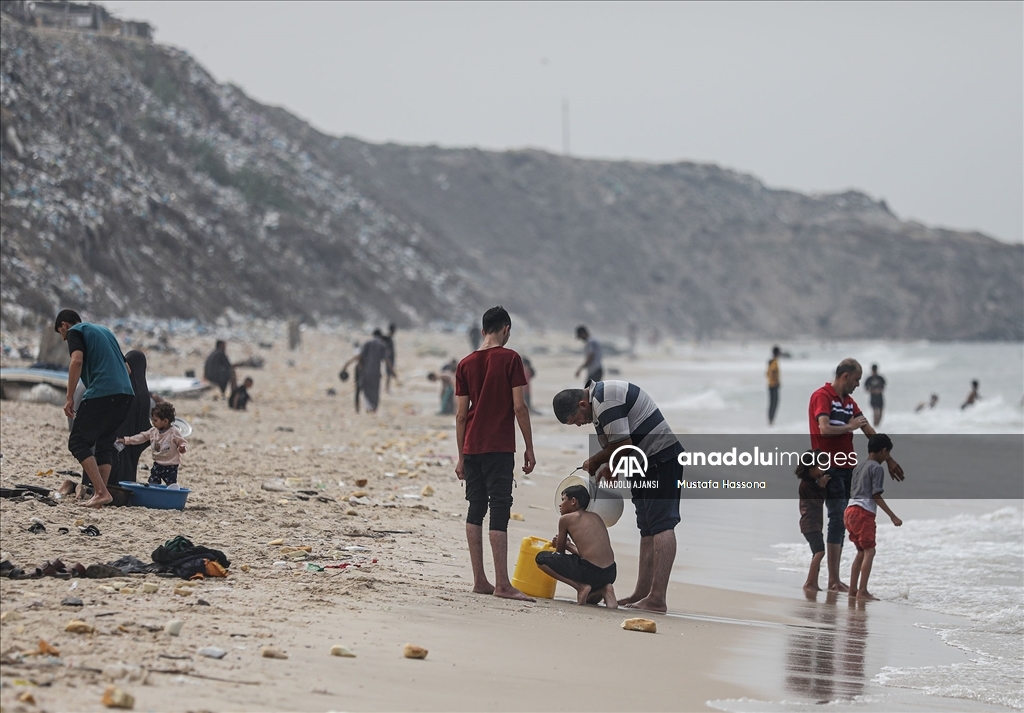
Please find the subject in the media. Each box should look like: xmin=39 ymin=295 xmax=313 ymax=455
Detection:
xmin=767 ymin=345 xmax=782 ymax=426
xmin=845 ymin=433 xmax=902 ymax=600
xmin=341 ymin=330 xmax=394 ymax=414
xmin=55 ymin=309 xmax=134 ymax=508
xmin=455 ymin=306 xmax=536 ymax=601
xmin=574 ymin=325 xmax=603 ymax=385
xmin=864 ymin=364 xmax=887 ymax=426
xmin=808 ymin=358 xmax=904 ymax=592
xmin=552 ymin=380 xmax=683 ymax=613
xmin=381 ymin=323 xmax=398 ymax=394
xmin=203 ymin=340 xmax=234 ymax=398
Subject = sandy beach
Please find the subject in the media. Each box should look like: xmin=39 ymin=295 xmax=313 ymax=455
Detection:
xmin=0 ymin=326 xmax=1016 ymax=712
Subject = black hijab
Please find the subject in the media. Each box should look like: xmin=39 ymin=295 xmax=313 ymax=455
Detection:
xmin=109 ymin=350 xmax=152 ymax=484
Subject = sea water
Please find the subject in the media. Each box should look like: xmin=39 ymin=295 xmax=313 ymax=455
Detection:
xmin=605 ymin=340 xmax=1023 ymax=710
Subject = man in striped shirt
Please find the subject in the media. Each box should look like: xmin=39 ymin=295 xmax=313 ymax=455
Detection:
xmin=553 ymin=380 xmax=683 ymax=613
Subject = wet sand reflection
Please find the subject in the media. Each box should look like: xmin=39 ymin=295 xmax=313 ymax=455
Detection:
xmin=784 ymin=591 xmax=869 ymax=703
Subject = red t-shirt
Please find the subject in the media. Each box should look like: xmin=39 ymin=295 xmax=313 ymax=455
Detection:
xmin=455 ymin=347 xmax=527 ymax=455
xmin=808 ymin=382 xmax=862 ymax=464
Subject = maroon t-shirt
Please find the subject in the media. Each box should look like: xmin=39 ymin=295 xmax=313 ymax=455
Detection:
xmin=455 ymin=346 xmax=527 ymax=455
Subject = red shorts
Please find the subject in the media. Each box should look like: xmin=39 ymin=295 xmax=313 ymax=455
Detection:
xmin=844 ymin=505 xmax=876 ymax=551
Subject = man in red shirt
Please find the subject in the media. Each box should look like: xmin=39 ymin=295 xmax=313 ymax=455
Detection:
xmin=809 ymin=358 xmax=904 ymax=592
xmin=455 ymin=306 xmax=536 ymax=601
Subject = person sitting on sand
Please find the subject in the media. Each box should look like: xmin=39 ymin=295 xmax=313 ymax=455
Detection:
xmin=844 ymin=434 xmax=902 ymax=600
xmin=795 ymin=450 xmax=831 ymax=592
xmin=117 ymin=402 xmax=188 ymax=486
xmin=536 ymin=484 xmax=618 ymax=607
xmin=961 ymin=380 xmax=981 ymax=410
xmin=229 ymin=377 xmax=254 ymax=410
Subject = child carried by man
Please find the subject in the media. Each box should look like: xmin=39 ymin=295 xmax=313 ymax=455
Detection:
xmin=536 ymin=484 xmax=618 ymax=607
xmin=117 ymin=402 xmax=188 ymax=486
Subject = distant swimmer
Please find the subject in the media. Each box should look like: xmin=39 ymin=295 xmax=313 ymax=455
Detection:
xmin=766 ymin=345 xmax=781 ymax=426
xmin=961 ymin=380 xmax=981 ymax=410
xmin=915 ymin=394 xmax=939 ymax=412
xmin=864 ymin=364 xmax=887 ymax=426
xmin=574 ymin=325 xmax=603 ymax=385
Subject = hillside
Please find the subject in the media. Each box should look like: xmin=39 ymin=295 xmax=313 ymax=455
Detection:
xmin=2 ymin=14 xmax=1021 ymax=339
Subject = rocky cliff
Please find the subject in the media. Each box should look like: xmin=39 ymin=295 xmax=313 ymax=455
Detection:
xmin=2 ymin=14 xmax=1021 ymax=339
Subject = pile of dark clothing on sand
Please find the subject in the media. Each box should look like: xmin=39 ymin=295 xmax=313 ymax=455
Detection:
xmin=0 ymin=536 xmax=229 ymax=580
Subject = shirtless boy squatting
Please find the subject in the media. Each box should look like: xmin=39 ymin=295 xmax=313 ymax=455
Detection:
xmin=536 ymin=484 xmax=618 ymax=608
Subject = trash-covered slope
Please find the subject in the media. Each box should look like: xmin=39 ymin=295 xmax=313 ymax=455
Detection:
xmin=0 ymin=19 xmax=481 ymax=326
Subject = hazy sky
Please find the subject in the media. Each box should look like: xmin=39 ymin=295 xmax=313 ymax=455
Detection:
xmin=111 ymin=1 xmax=1023 ymax=243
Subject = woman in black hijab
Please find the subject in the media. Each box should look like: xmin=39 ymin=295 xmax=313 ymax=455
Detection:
xmin=109 ymin=350 xmax=155 ymax=485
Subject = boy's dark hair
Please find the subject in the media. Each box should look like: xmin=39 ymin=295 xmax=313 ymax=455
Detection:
xmin=772 ymin=345 xmax=781 ymax=357
xmin=575 ymin=325 xmax=589 ymax=339
xmin=54 ymin=309 xmax=82 ymax=331
xmin=152 ymin=402 xmax=176 ymax=423
xmin=372 ymin=328 xmax=383 ymax=337
xmin=835 ymin=358 xmax=861 ymax=379
xmin=795 ymin=450 xmax=826 ymax=480
xmin=867 ymin=433 xmax=893 ymax=454
xmin=215 ymin=339 xmax=226 ymax=350
xmin=871 ymin=363 xmax=879 ymax=372
xmin=481 ymin=306 xmax=511 ymax=335
xmin=552 ymin=389 xmax=587 ymax=423
xmin=243 ymin=377 xmax=254 ymax=386
xmin=562 ymin=484 xmax=591 ymax=510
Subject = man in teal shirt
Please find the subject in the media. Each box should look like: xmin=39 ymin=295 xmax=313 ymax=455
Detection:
xmin=55 ymin=309 xmax=134 ymax=508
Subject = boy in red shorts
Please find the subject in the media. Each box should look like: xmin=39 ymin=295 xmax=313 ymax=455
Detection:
xmin=844 ymin=433 xmax=902 ymax=600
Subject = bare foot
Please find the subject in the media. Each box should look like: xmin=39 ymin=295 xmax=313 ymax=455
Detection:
xmin=624 ymin=596 xmax=667 ymax=613
xmin=576 ymin=584 xmax=592 ymax=605
xmin=803 ymin=583 xmax=821 ymax=592
xmin=855 ymin=590 xmax=879 ymax=601
xmin=82 ymin=493 xmax=112 ymax=509
xmin=493 ymin=585 xmax=535 ymax=602
xmin=828 ymin=581 xmax=850 ymax=593
xmin=603 ymin=584 xmax=618 ymax=610
xmin=57 ymin=480 xmax=77 ymax=496
xmin=617 ymin=593 xmax=643 ymax=606
xmin=472 ymin=582 xmax=495 ymax=595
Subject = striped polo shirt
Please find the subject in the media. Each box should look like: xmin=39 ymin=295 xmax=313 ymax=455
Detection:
xmin=589 ymin=380 xmax=681 ymax=462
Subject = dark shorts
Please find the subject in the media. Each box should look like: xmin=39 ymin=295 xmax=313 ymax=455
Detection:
xmin=632 ymin=456 xmax=682 ymax=537
xmin=803 ymin=531 xmax=825 ymax=554
xmin=68 ymin=394 xmax=134 ymax=466
xmin=149 ymin=463 xmax=179 ymax=485
xmin=825 ymin=467 xmax=853 ymax=545
xmin=464 ymin=452 xmax=515 ymax=531
xmin=870 ymin=394 xmax=884 ymax=408
xmin=535 ymin=551 xmax=617 ymax=590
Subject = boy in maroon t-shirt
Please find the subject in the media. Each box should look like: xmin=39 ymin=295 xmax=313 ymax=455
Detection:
xmin=808 ymin=358 xmax=904 ymax=592
xmin=455 ymin=306 xmax=536 ymax=601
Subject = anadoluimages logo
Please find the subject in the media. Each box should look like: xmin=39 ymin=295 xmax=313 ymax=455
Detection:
xmin=610 ymin=444 xmax=648 ymax=480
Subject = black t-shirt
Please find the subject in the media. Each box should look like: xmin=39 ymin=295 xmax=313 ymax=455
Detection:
xmin=864 ymin=375 xmax=886 ymax=394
